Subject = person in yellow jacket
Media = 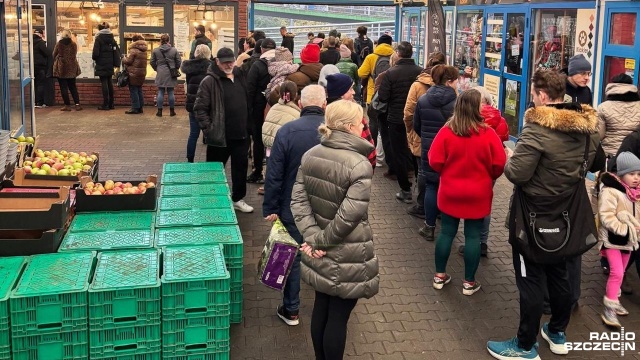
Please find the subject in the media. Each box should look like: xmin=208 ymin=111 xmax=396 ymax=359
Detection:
xmin=358 ymin=34 xmax=394 ymax=104
xmin=403 ymin=51 xmax=446 ymax=220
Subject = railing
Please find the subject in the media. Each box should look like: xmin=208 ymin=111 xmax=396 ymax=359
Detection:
xmin=277 ymin=4 xmax=395 ymax=18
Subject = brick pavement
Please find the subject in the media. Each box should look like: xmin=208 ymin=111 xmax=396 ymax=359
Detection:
xmin=33 ymin=107 xmax=640 ymax=359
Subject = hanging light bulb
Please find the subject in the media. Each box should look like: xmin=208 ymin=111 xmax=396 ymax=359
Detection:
xmin=201 ymin=20 xmax=206 ymax=25
xmin=79 ymin=19 xmax=85 ymax=25
xmin=210 ymin=23 xmax=217 ymax=30
xmin=192 ymin=21 xmax=199 ymax=27
xmin=96 ymin=16 xmax=101 ymax=22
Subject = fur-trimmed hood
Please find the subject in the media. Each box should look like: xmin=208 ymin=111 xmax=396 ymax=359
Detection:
xmin=180 ymin=58 xmax=211 ymax=76
xmin=605 ymin=83 xmax=640 ymax=102
xmin=524 ymin=102 xmax=598 ymax=134
xmin=601 ymin=172 xmax=627 ymax=193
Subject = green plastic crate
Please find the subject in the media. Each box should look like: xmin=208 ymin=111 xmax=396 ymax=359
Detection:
xmin=11 ymin=330 xmax=88 ymax=360
xmin=59 ymin=229 xmax=154 ymax=252
xmin=10 ymin=252 xmax=95 ymax=336
xmin=89 ymin=250 xmax=161 ymax=330
xmin=161 ymin=246 xmax=230 ymax=320
xmin=154 ymin=226 xmax=242 ymax=256
xmin=68 ymin=212 xmax=155 ymax=233
xmin=161 ymin=171 xmax=227 ymax=185
xmin=0 ymin=257 xmax=27 ymax=360
xmin=160 ymin=183 xmax=230 ymax=197
xmin=163 ymin=352 xmax=229 ymax=360
xmin=92 ymin=353 xmax=161 ymax=360
xmin=162 ymin=316 xmax=229 ymax=357
xmin=156 ymin=209 xmax=237 ymax=228
xmin=162 ymin=162 xmax=224 ymax=173
xmin=89 ymin=324 xmax=161 ymax=359
xmin=157 ymin=196 xmax=233 ymax=211
xmin=229 ymin=267 xmax=242 ymax=287
xmin=230 ymin=287 xmax=242 ymax=324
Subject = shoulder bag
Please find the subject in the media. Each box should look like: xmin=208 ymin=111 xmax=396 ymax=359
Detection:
xmin=116 ymin=65 xmax=129 ymax=87
xmin=508 ymin=135 xmax=598 ymax=264
xmin=160 ymin=49 xmax=181 ymax=78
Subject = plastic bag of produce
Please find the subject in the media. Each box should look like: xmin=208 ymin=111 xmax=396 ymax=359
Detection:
xmin=257 ymin=219 xmax=299 ymax=291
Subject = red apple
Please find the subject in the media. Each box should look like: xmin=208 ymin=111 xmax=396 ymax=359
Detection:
xmin=124 ymin=182 xmax=133 ymax=188
xmin=114 ymin=182 xmax=123 ymax=188
xmin=91 ymin=190 xmax=102 ymax=195
xmin=105 ymin=190 xmax=114 ymax=195
xmin=53 ymin=163 xmax=64 ymax=171
xmin=84 ymin=189 xmax=92 ymax=195
xmin=146 ymin=182 xmax=156 ymax=188
xmin=23 ymin=166 xmax=32 ymax=174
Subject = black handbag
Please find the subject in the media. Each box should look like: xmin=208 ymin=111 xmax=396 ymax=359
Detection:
xmin=116 ymin=66 xmax=129 ymax=87
xmin=160 ymin=49 xmax=181 ymax=78
xmin=509 ymin=135 xmax=598 ymax=264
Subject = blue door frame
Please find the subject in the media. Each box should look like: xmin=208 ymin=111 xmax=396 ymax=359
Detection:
xmin=0 ymin=1 xmax=9 ymax=131
xmin=401 ymin=7 xmax=425 ymax=66
xmin=598 ymin=2 xmax=640 ymax=104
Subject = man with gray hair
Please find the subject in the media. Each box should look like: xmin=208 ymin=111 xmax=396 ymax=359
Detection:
xmin=263 ymin=84 xmax=327 ymax=326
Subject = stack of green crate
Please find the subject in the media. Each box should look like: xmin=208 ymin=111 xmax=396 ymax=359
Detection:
xmin=161 ymin=245 xmax=230 ymax=359
xmin=0 ymin=257 xmax=27 ymax=360
xmin=155 ymin=225 xmax=244 ymax=324
xmin=158 ymin=162 xmax=243 ymax=324
xmin=10 ymin=252 xmax=95 ymax=360
xmin=88 ymin=249 xmax=161 ymax=360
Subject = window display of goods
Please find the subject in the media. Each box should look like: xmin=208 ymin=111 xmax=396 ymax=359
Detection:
xmin=75 ymin=176 xmax=158 ymax=212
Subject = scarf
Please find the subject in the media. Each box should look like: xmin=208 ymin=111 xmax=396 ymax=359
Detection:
xmin=614 ymin=174 xmax=640 ymax=202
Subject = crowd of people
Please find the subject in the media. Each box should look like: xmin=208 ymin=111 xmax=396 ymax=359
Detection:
xmin=32 ymin=22 xmax=640 ymax=359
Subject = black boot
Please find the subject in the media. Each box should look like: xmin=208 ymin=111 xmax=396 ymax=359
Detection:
xmin=170 ymin=108 xmax=176 ymax=117
xmin=156 ymin=109 xmax=162 ymax=117
xmin=139 ymin=107 xmax=144 ymax=114
xmin=125 ymin=108 xmax=140 ymax=114
xmin=419 ymin=225 xmax=435 ymax=241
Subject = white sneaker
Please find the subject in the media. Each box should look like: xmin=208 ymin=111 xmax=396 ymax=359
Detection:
xmin=233 ymin=199 xmax=254 ymax=213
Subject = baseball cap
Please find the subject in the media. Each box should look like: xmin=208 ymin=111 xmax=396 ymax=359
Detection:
xmin=261 ymin=38 xmax=276 ymax=50
xmin=216 ymin=48 xmax=235 ymax=63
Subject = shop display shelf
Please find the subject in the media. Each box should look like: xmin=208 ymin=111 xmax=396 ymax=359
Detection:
xmin=59 ymin=229 xmax=154 ymax=252
xmin=154 ymin=226 xmax=242 ymax=258
xmin=11 ymin=330 xmax=89 ymax=360
xmin=161 ymin=316 xmax=230 ymax=357
xmin=10 ymin=252 xmax=95 ymax=336
xmin=89 ymin=324 xmax=161 ymax=359
xmin=159 ymin=183 xmax=230 ymax=198
xmin=69 ymin=212 xmax=155 ymax=233
xmin=155 ymin=209 xmax=237 ymax=228
xmin=157 ymin=196 xmax=233 ymax=211
xmin=89 ymin=250 xmax=161 ymax=330
xmin=0 ymin=257 xmax=27 ymax=360
xmin=161 ymin=246 xmax=230 ymax=320
xmin=160 ymin=171 xmax=227 ymax=185
xmin=162 ymin=162 xmax=224 ymax=174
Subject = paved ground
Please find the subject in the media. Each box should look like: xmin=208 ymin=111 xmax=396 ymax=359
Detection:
xmin=32 ymin=107 xmax=640 ymax=359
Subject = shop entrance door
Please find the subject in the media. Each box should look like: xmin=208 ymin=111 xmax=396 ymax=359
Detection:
xmin=401 ymin=8 xmax=425 ymax=66
xmin=482 ymin=9 xmax=530 ymax=137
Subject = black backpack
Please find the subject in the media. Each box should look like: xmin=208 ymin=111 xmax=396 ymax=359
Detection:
xmin=355 ymin=37 xmax=372 ymax=61
xmin=372 ymin=55 xmax=390 ymax=81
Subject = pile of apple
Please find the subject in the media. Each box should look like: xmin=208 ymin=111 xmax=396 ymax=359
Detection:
xmin=23 ymin=150 xmax=97 ymax=176
xmin=83 ymin=180 xmax=155 ymax=195
xmin=10 ymin=135 xmax=35 ymax=145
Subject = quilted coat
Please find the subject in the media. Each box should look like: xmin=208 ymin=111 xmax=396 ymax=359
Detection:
xmin=598 ymin=172 xmax=640 ymax=252
xmin=53 ymin=38 xmax=80 ymax=79
xmin=291 ymin=130 xmax=379 ymax=300
xmin=265 ymin=61 xmax=299 ymax=98
xmin=597 ymin=83 xmax=640 ymax=156
xmin=504 ymin=103 xmax=604 ymax=196
xmin=286 ymin=63 xmax=323 ymax=93
xmin=404 ymin=72 xmax=434 ymax=157
xmin=121 ymin=40 xmax=148 ymax=86
xmin=261 ymin=101 xmax=301 ymax=148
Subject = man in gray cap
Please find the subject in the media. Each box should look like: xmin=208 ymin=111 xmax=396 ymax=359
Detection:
xmin=194 ymin=47 xmax=254 ymax=213
xmin=565 ymin=54 xmax=593 ymax=105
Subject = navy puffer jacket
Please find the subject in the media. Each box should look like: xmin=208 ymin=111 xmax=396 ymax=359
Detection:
xmin=180 ymin=58 xmax=211 ymax=112
xmin=413 ymin=85 xmax=457 ymax=183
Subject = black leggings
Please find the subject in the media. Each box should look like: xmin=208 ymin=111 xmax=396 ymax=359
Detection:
xmin=310 ymin=291 xmax=358 ymax=360
xmin=99 ymin=76 xmax=114 ymax=107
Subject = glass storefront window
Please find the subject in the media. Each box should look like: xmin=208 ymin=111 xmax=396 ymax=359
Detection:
xmin=505 ymin=14 xmax=525 ymax=75
xmin=445 ymin=10 xmax=454 ymax=64
xmin=56 ymin=1 xmax=120 ymax=79
xmin=126 ymin=6 xmax=164 ymax=27
xmin=503 ymin=79 xmax=521 ymax=136
xmin=173 ymin=4 xmax=236 ymax=57
xmin=455 ymin=11 xmax=482 ymax=91
xmin=484 ymin=13 xmax=503 ymax=71
xmin=603 ymin=56 xmax=636 ymax=95
xmin=530 ymin=9 xmax=577 ymax=72
xmin=123 ymin=32 xmax=164 ymax=80
xmin=609 ymin=13 xmax=636 ymax=46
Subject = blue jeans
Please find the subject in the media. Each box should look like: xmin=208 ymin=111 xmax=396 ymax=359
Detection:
xmin=424 ymin=181 xmax=440 ymax=227
xmin=157 ymin=87 xmax=175 ymax=109
xmin=282 ymin=219 xmax=303 ymax=312
xmin=187 ymin=112 xmax=200 ymax=162
xmin=129 ymin=85 xmax=144 ymax=109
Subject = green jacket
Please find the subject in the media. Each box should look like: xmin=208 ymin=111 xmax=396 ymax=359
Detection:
xmin=505 ymin=103 xmax=604 ymax=196
xmin=336 ymin=58 xmax=358 ymax=91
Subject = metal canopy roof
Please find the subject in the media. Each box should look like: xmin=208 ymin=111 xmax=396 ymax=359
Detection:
xmin=253 ymin=0 xmax=397 ymax=6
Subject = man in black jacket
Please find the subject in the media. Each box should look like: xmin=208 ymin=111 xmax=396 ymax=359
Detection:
xmin=193 ymin=48 xmax=253 ymax=213
xmin=378 ymin=41 xmax=422 ymax=203
xmin=189 ymin=25 xmax=212 ymax=59
xmin=280 ymin=26 xmax=294 ymax=54
xmin=33 ymin=29 xmax=51 ymax=108
xmin=565 ymin=54 xmax=593 ymax=105
xmin=245 ymin=38 xmax=276 ymax=184
xmin=354 ymin=26 xmax=373 ymax=67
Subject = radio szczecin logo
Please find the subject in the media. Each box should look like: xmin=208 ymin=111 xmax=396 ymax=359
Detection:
xmin=565 ymin=328 xmax=635 ymax=356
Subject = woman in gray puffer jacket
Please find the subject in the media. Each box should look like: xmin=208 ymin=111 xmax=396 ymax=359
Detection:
xmin=291 ymin=99 xmax=378 ymax=360
xmin=151 ymin=34 xmax=181 ymax=117
xmin=598 ymin=74 xmax=640 ymax=157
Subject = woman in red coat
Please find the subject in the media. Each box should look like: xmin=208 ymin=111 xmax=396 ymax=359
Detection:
xmin=428 ymin=89 xmax=507 ymax=296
